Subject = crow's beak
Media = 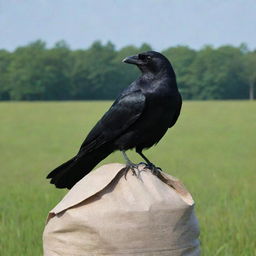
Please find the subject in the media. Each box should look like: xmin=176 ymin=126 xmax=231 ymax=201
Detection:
xmin=122 ymin=55 xmax=140 ymax=65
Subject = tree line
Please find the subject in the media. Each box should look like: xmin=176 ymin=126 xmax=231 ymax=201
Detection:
xmin=0 ymin=40 xmax=255 ymax=101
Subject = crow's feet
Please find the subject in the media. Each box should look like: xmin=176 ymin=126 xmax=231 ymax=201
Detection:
xmin=142 ymin=163 xmax=162 ymax=176
xmin=121 ymin=163 xmax=140 ymax=179
xmin=138 ymin=162 xmax=147 ymax=167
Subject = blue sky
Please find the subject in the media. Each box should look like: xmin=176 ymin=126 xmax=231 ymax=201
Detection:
xmin=0 ymin=0 xmax=255 ymax=51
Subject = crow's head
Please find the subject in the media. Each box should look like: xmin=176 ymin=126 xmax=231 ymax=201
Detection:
xmin=122 ymin=51 xmax=174 ymax=76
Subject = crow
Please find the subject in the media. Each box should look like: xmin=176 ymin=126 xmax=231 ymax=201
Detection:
xmin=47 ymin=51 xmax=182 ymax=189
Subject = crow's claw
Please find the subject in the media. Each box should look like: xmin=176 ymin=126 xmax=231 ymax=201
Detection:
xmin=138 ymin=162 xmax=147 ymax=167
xmin=121 ymin=164 xmax=139 ymax=180
xmin=143 ymin=163 xmax=162 ymax=175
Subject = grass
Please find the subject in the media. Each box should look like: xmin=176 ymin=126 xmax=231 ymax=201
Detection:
xmin=0 ymin=101 xmax=255 ymax=255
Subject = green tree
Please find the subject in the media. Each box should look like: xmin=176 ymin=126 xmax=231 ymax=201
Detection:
xmin=216 ymin=45 xmax=247 ymax=99
xmin=139 ymin=43 xmax=152 ymax=52
xmin=1 ymin=40 xmax=255 ymax=101
xmin=7 ymin=40 xmax=72 ymax=100
xmin=185 ymin=45 xmax=247 ymax=99
xmin=40 ymin=41 xmax=71 ymax=100
xmin=0 ymin=50 xmax=12 ymax=100
xmin=162 ymin=46 xmax=197 ymax=99
xmin=7 ymin=40 xmax=47 ymax=100
xmin=243 ymin=52 xmax=256 ymax=100
xmin=71 ymin=41 xmax=119 ymax=99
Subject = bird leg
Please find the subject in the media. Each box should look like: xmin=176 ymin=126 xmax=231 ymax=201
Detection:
xmin=136 ymin=150 xmax=162 ymax=175
xmin=121 ymin=150 xmax=139 ymax=178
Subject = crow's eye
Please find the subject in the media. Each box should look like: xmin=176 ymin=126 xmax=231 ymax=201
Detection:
xmin=139 ymin=54 xmax=152 ymax=61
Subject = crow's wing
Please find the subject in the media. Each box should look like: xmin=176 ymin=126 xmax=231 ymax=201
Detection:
xmin=78 ymin=90 xmax=146 ymax=154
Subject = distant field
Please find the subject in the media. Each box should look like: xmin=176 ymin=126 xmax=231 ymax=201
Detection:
xmin=0 ymin=101 xmax=255 ymax=255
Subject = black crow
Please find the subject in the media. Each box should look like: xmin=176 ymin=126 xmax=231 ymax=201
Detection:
xmin=47 ymin=51 xmax=182 ymax=189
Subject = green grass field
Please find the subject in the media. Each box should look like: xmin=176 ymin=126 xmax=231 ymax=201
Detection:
xmin=0 ymin=101 xmax=255 ymax=255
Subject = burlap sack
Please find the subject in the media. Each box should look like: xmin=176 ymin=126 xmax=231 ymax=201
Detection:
xmin=43 ymin=163 xmax=200 ymax=256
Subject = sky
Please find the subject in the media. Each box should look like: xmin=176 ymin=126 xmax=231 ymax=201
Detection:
xmin=0 ymin=0 xmax=256 ymax=51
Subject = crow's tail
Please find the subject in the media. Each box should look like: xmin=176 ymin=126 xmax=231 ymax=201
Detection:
xmin=47 ymin=144 xmax=115 ymax=189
